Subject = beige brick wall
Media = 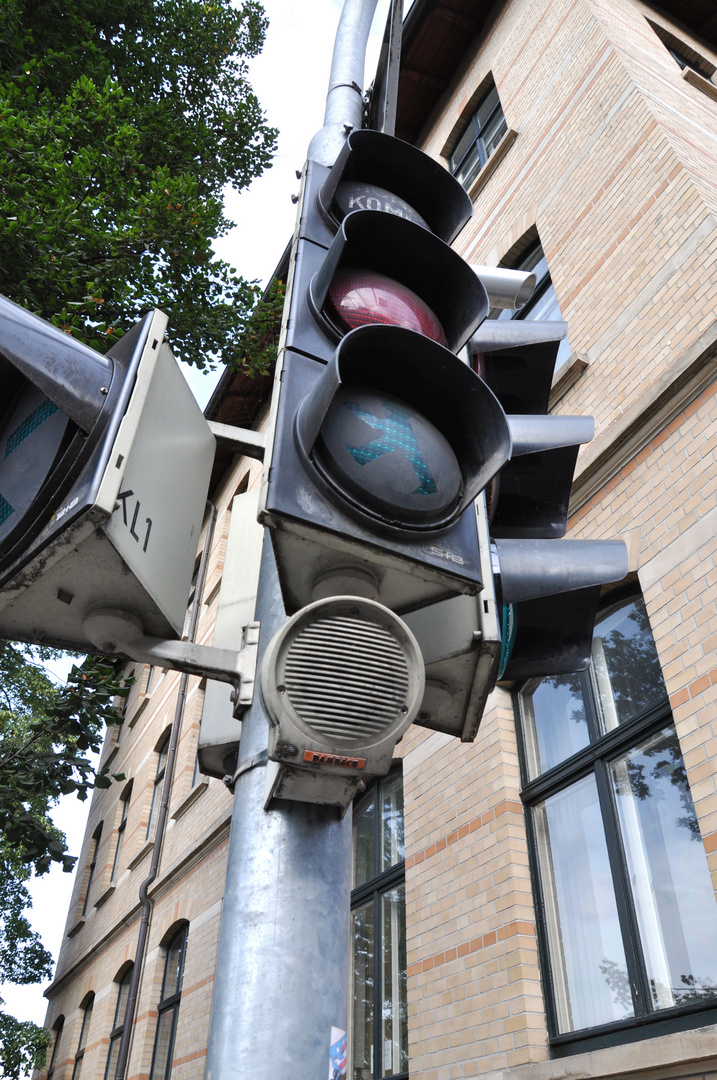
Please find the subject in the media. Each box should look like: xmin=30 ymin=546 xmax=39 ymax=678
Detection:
xmin=404 ymin=0 xmax=717 ymax=1075
xmin=36 ymin=455 xmax=264 ymax=1079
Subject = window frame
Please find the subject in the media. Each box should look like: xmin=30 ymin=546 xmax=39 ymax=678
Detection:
xmin=111 ymin=783 xmax=132 ymax=881
xmin=449 ymin=80 xmax=507 ymax=190
xmin=46 ymin=1017 xmax=64 ymax=1079
xmin=351 ymin=770 xmax=408 ymax=1080
xmin=146 ymin=732 xmax=170 ymax=841
xmin=514 ymin=588 xmax=717 ymax=1054
xmin=81 ymin=825 xmax=102 ymax=917
xmin=148 ymin=923 xmax=188 ymax=1080
xmin=104 ymin=965 xmax=133 ymax=1080
xmin=71 ymin=994 xmax=94 ymax=1080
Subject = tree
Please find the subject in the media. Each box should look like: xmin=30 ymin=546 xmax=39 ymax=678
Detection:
xmin=0 ymin=643 xmax=131 ymax=1076
xmin=0 ymin=0 xmax=278 ymax=370
xmin=0 ymin=2 xmax=277 ymax=1069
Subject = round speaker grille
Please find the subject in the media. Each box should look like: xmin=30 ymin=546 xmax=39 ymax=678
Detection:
xmin=282 ymin=613 xmax=410 ymax=744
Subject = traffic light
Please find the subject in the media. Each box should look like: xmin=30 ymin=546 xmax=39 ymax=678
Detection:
xmin=259 ymin=130 xmax=512 ymax=615
xmin=470 ymin=319 xmax=628 ymax=682
xmin=0 ymin=297 xmax=215 ymax=652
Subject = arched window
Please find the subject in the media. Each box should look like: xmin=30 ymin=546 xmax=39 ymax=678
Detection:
xmin=111 ymin=783 xmax=132 ymax=881
xmin=46 ymin=1016 xmax=64 ymax=1079
xmin=449 ymin=79 xmax=507 ymax=190
xmin=71 ymin=994 xmax=94 ymax=1079
xmin=81 ymin=825 xmax=102 ymax=917
xmin=515 ymin=592 xmax=717 ymax=1048
xmin=351 ymin=770 xmax=407 ymax=1080
xmin=103 ymin=964 xmax=133 ymax=1080
xmin=146 ymin=732 xmax=171 ymax=840
xmin=149 ymin=924 xmax=188 ymax=1080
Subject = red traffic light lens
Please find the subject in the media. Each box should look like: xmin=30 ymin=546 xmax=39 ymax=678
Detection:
xmin=325 ymin=269 xmax=447 ymax=346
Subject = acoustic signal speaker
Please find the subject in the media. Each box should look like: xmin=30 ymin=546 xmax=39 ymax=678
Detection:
xmin=260 ymin=595 xmax=424 ymax=809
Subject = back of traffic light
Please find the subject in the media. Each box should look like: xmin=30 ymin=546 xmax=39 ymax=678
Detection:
xmin=470 ymin=319 xmax=628 ymax=682
xmin=403 ymin=321 xmax=627 ymax=740
xmin=259 ymin=129 xmax=512 ymax=617
xmin=0 ymin=298 xmax=215 ymax=652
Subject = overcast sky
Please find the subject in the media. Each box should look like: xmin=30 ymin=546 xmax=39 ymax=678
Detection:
xmin=3 ymin=0 xmax=398 ymax=1053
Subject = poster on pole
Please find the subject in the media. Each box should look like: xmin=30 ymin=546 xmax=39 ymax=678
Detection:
xmin=329 ymin=1027 xmax=348 ymax=1079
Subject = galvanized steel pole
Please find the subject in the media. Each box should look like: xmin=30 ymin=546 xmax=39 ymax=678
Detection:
xmin=204 ymin=533 xmax=352 ymax=1078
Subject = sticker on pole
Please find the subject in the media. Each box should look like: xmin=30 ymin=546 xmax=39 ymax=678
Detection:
xmin=329 ymin=1027 xmax=348 ymax=1079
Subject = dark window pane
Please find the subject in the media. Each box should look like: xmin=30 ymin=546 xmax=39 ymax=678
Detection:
xmin=104 ymin=1035 xmax=120 ymax=1080
xmin=381 ymin=772 xmax=404 ymax=873
xmin=163 ymin=929 xmax=187 ymax=1000
xmin=520 ymin=674 xmax=589 ymax=779
xmin=114 ymin=967 xmax=132 ymax=1028
xmin=450 ymin=82 xmax=506 ymax=190
xmin=481 ymin=110 xmax=508 ymax=158
xmin=352 ymin=899 xmax=375 ymax=1078
xmin=353 ymin=788 xmax=377 ymax=889
xmin=381 ymin=885 xmax=408 ymax=1076
xmin=474 ymin=85 xmax=500 ymax=127
xmin=591 ymin=597 xmax=667 ymax=731
xmin=534 ymin=776 xmax=633 ymax=1032
xmin=149 ymin=1007 xmax=177 ymax=1080
xmin=611 ymin=726 xmax=717 ymax=1009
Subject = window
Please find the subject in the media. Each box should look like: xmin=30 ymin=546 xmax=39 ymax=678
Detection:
xmin=149 ymin=924 xmax=188 ymax=1080
xmin=449 ymin=81 xmax=507 ymax=190
xmin=351 ymin=771 xmax=407 ymax=1080
xmin=71 ymin=995 xmax=94 ymax=1080
xmin=146 ymin=733 xmax=170 ymax=840
xmin=515 ymin=592 xmax=717 ymax=1050
xmin=649 ymin=21 xmax=716 ymax=78
xmin=104 ymin=965 xmax=133 ymax=1080
xmin=111 ymin=784 xmax=132 ymax=881
xmin=491 ymin=237 xmax=572 ymax=370
xmin=81 ymin=825 xmax=102 ymax=916
xmin=46 ymin=1017 xmax=64 ymax=1079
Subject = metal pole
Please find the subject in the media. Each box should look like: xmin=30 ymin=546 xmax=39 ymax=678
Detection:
xmin=204 ymin=531 xmax=352 ymax=1079
xmin=307 ymin=0 xmax=379 ymax=166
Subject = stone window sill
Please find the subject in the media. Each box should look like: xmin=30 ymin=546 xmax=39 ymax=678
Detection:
xmin=127 ymin=839 xmax=154 ymax=870
xmin=172 ymin=782 xmax=209 ymax=821
xmin=465 ymin=128 xmax=518 ymax=200
xmin=683 ymin=67 xmax=717 ymax=103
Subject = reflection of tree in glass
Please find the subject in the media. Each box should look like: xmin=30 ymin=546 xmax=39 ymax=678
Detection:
xmin=600 ymin=959 xmax=717 ymax=1013
xmin=598 ymin=958 xmax=633 ymax=1013
xmin=621 ymin=728 xmax=700 ymax=840
xmin=672 ymin=973 xmax=717 ymax=1005
xmin=538 ymin=599 xmax=666 ymax=734
xmin=597 ymin=600 xmax=666 ymax=721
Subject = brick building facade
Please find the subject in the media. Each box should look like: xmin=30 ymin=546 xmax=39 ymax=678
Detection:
xmin=36 ymin=0 xmax=717 ymax=1077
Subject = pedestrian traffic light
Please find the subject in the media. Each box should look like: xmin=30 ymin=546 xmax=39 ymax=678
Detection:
xmin=0 ymin=297 xmax=215 ymax=652
xmin=469 ymin=319 xmax=628 ymax=682
xmin=259 ymin=131 xmax=512 ymax=615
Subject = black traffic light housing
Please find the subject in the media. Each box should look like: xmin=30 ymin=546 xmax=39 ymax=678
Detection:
xmin=0 ymin=296 xmax=215 ymax=652
xmin=469 ymin=320 xmax=627 ymax=681
xmin=260 ymin=133 xmax=513 ymax=616
xmin=0 ymin=297 xmax=147 ymax=581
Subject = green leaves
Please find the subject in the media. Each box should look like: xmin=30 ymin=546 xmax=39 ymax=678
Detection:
xmin=0 ymin=644 xmax=131 ymax=875
xmin=0 ymin=0 xmax=278 ymax=368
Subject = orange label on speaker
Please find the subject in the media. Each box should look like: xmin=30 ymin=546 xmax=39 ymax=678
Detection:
xmin=303 ymin=750 xmax=367 ymax=769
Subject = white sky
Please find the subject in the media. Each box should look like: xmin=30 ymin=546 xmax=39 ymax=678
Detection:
xmin=3 ymin=0 xmax=399 ymax=1057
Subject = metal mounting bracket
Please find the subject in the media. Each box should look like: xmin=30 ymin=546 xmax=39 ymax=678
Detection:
xmin=82 ymin=608 xmax=260 ymax=714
